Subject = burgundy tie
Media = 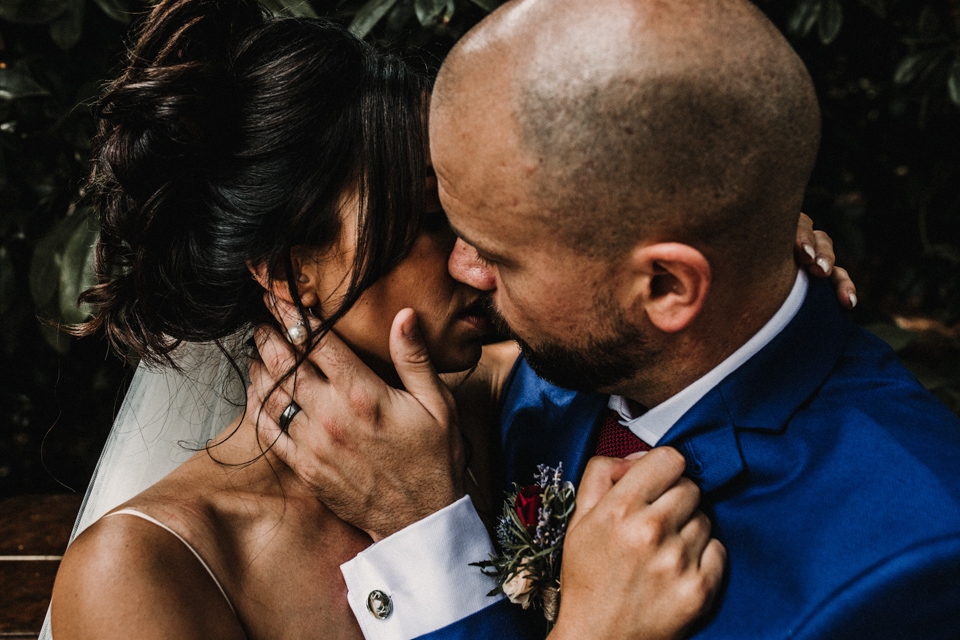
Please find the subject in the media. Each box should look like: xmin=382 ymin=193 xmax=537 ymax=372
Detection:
xmin=595 ymin=408 xmax=652 ymax=458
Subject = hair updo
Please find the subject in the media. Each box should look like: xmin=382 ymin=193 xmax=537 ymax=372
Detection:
xmin=77 ymin=0 xmax=429 ymax=366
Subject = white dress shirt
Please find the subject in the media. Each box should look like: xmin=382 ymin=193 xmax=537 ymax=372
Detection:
xmin=341 ymin=270 xmax=809 ymax=639
xmin=609 ymin=269 xmax=809 ymax=444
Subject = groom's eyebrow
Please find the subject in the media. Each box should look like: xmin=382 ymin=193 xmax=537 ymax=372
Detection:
xmin=447 ymin=221 xmax=492 ymax=257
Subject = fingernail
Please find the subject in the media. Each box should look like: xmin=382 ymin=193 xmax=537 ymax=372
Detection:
xmin=848 ymin=293 xmax=857 ymax=308
xmin=816 ymin=257 xmax=830 ymax=273
xmin=803 ymin=244 xmax=816 ymax=261
xmin=402 ymin=314 xmax=422 ymax=341
xmin=625 ymin=451 xmax=649 ymax=460
xmin=297 ymin=274 xmax=309 ymax=283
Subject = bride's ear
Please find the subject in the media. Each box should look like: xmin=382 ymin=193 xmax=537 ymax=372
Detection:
xmin=246 ymin=249 xmax=320 ymax=308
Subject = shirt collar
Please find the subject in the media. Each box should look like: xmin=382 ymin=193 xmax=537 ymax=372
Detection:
xmin=609 ymin=269 xmax=809 ymax=445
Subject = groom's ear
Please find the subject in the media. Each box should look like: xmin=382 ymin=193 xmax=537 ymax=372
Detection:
xmin=246 ymin=248 xmax=321 ymax=308
xmin=623 ymin=243 xmax=711 ymax=334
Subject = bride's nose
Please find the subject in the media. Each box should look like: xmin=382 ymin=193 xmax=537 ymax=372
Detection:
xmin=448 ymin=238 xmax=496 ymax=291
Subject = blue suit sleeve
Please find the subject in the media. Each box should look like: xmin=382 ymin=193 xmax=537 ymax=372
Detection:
xmin=415 ymin=599 xmax=545 ymax=640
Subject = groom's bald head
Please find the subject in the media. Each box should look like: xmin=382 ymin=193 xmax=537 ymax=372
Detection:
xmin=433 ymin=0 xmax=820 ymax=275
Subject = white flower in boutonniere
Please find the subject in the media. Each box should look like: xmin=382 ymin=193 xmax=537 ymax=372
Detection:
xmin=473 ymin=464 xmax=576 ymax=635
xmin=502 ymin=567 xmax=535 ymax=608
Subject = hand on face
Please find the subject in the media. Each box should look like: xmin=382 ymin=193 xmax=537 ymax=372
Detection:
xmin=248 ymin=296 xmax=465 ymax=541
xmin=552 ymin=449 xmax=726 ymax=640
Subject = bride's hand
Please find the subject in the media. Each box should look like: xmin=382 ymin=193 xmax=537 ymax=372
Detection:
xmin=248 ymin=299 xmax=465 ymax=542
xmin=795 ymin=212 xmax=857 ymax=309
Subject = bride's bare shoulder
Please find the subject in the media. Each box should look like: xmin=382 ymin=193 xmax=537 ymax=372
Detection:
xmin=51 ymin=510 xmax=244 ymax=640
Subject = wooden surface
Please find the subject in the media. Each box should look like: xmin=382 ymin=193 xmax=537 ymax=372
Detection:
xmin=0 ymin=494 xmax=82 ymax=639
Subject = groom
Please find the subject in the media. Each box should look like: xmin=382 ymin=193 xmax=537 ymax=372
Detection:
xmin=253 ymin=0 xmax=960 ymax=638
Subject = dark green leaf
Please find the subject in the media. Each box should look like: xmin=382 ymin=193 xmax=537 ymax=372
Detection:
xmin=467 ymin=0 xmax=501 ymax=12
xmin=415 ymin=0 xmax=454 ymax=27
xmin=894 ymin=52 xmax=927 ymax=86
xmin=788 ymin=0 xmax=821 ymax=38
xmin=857 ymin=0 xmax=885 ymax=18
xmin=349 ymin=0 xmax=401 ymax=37
xmin=259 ymin=0 xmax=319 ymax=18
xmin=818 ymin=0 xmax=842 ymax=44
xmin=415 ymin=0 xmax=446 ymax=26
xmin=49 ymin=1 xmax=85 ymax=51
xmin=58 ymin=209 xmax=98 ymax=324
xmin=29 ymin=205 xmax=86 ymax=313
xmin=948 ymin=57 xmax=960 ymax=107
xmin=0 ymin=0 xmax=72 ymax=25
xmin=92 ymin=0 xmax=130 ymax=23
xmin=0 ymin=68 xmax=51 ymax=101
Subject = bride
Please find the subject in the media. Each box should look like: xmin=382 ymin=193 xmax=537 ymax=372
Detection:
xmin=46 ymin=1 xmax=851 ymax=638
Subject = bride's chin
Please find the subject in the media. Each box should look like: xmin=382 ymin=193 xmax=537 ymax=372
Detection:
xmin=431 ymin=339 xmax=483 ymax=375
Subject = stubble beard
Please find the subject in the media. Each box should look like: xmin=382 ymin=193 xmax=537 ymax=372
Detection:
xmin=483 ymin=294 xmax=656 ymax=393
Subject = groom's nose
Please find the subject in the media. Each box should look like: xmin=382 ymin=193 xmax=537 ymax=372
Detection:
xmin=448 ymin=238 xmax=496 ymax=291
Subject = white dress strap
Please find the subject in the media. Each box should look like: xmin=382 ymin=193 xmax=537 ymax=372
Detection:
xmin=106 ymin=508 xmax=237 ymax=615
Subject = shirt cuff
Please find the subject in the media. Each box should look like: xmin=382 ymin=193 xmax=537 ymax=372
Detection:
xmin=340 ymin=495 xmax=505 ymax=640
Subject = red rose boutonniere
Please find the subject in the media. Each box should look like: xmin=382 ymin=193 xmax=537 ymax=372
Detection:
xmin=515 ymin=485 xmax=542 ymax=532
xmin=473 ymin=464 xmax=576 ymax=635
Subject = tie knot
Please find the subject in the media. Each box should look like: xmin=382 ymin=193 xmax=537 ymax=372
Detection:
xmin=595 ymin=408 xmax=652 ymax=458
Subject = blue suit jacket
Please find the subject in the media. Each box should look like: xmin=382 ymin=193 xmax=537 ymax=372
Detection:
xmin=422 ymin=278 xmax=960 ymax=639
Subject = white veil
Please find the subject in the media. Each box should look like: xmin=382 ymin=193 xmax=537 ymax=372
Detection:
xmin=39 ymin=334 xmax=249 ymax=640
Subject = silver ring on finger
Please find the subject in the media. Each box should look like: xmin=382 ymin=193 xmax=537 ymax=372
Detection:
xmin=278 ymin=401 xmax=301 ymax=432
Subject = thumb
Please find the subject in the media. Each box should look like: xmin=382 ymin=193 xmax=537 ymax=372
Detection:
xmin=390 ymin=308 xmax=454 ymax=419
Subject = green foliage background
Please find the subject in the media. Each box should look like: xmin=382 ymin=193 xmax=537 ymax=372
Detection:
xmin=0 ymin=0 xmax=958 ymax=497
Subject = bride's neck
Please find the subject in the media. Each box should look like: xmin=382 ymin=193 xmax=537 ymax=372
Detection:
xmin=206 ymin=415 xmax=299 ymax=480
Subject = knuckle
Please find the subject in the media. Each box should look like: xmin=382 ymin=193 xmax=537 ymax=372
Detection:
xmin=628 ymin=516 xmax=667 ymax=550
xmin=322 ymin=414 xmax=347 ymax=444
xmin=655 ymin=446 xmax=687 ymax=473
xmin=676 ymin=577 xmax=713 ymax=616
xmin=581 ymin=456 xmax=606 ymax=480
xmin=814 ymin=231 xmax=834 ymax=249
xmin=347 ymin=387 xmax=380 ymax=422
xmin=644 ymin=542 xmax=687 ymax=584
xmin=694 ymin=510 xmax=712 ymax=535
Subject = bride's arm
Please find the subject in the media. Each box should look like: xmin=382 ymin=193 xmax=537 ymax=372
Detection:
xmin=51 ymin=516 xmax=243 ymax=640
xmin=443 ymin=340 xmax=521 ymax=408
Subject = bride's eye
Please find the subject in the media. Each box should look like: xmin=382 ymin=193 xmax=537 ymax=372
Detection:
xmin=423 ymin=209 xmax=450 ymax=233
xmin=422 ymin=173 xmax=450 ymax=234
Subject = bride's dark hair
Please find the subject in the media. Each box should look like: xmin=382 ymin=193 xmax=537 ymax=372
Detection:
xmin=77 ymin=0 xmax=429 ymax=365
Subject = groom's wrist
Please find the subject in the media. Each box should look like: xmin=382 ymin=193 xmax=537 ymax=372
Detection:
xmin=341 ymin=496 xmax=501 ymax=639
xmin=365 ymin=476 xmax=465 ymax=542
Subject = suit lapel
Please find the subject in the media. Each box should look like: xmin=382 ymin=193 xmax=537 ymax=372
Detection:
xmin=661 ymin=278 xmax=852 ymax=493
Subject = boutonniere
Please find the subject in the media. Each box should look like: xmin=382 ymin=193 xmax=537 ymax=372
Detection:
xmin=474 ymin=464 xmax=576 ymax=633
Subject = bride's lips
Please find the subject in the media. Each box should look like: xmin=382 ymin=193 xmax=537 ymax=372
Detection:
xmin=457 ymin=300 xmax=491 ymax=333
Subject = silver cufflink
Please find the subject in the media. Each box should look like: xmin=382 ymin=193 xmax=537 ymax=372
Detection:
xmin=366 ymin=590 xmax=392 ymax=620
